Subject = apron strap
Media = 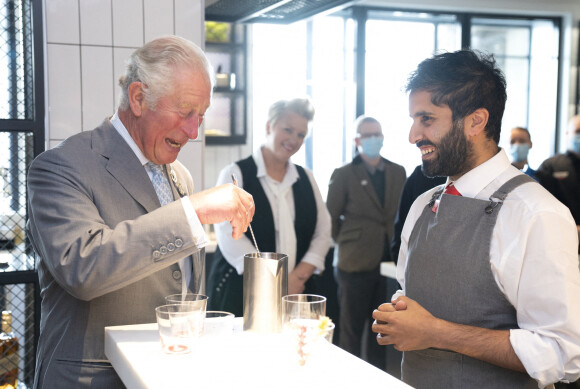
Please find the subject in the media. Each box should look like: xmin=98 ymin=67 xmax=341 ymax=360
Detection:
xmin=485 ymin=174 xmax=536 ymax=214
xmin=428 ymin=185 xmax=445 ymax=208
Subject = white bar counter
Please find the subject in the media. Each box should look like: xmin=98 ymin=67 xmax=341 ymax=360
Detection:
xmin=105 ymin=319 xmax=413 ymax=389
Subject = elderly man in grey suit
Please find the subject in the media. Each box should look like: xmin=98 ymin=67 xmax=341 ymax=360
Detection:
xmin=27 ymin=36 xmax=255 ymax=388
xmin=327 ymin=116 xmax=406 ymax=369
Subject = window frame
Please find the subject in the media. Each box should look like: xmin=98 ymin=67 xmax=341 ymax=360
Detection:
xmin=0 ymin=0 xmax=44 ymax=386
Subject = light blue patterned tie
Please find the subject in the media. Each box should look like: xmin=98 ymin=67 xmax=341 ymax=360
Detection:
xmin=146 ymin=162 xmax=173 ymax=206
xmin=146 ymin=162 xmax=191 ymax=295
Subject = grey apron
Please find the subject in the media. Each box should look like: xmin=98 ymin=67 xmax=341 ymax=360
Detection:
xmin=403 ymin=174 xmax=537 ymax=389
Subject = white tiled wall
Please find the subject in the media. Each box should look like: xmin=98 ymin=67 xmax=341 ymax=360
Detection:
xmin=204 ymin=144 xmax=252 ymax=188
xmin=143 ymin=0 xmax=174 ymax=42
xmin=46 ymin=44 xmax=82 ymax=140
xmin=79 ymin=0 xmax=113 ymax=46
xmin=44 ymin=0 xmax=206 ymax=186
xmin=112 ymin=0 xmax=144 ymax=47
xmin=80 ymin=46 xmax=115 ymax=131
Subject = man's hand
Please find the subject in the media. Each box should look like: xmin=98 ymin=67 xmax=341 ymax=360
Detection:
xmin=372 ymin=296 xmax=441 ymax=351
xmin=189 ymin=184 xmax=255 ymax=239
xmin=372 ymin=296 xmax=526 ymax=372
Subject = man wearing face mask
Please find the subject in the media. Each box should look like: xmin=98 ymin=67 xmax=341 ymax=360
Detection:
xmin=327 ymin=115 xmax=406 ymax=369
xmin=509 ymin=126 xmax=537 ymax=180
xmin=537 ymin=115 xmax=580 ymax=253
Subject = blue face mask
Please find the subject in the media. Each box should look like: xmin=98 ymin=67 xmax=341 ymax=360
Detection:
xmin=360 ymin=136 xmax=383 ymax=159
xmin=571 ymin=134 xmax=580 ymax=154
xmin=509 ymin=144 xmax=530 ymax=163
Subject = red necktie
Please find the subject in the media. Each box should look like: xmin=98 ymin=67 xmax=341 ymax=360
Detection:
xmin=432 ymin=182 xmax=461 ymax=212
xmin=444 ymin=182 xmax=461 ymax=196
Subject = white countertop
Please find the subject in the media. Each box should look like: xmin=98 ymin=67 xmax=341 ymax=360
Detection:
xmin=105 ymin=319 xmax=413 ymax=389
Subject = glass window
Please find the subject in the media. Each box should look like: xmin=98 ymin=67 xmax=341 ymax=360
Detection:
xmin=365 ymin=11 xmax=461 ymax=174
xmin=0 ymin=0 xmax=36 ymax=266
xmin=252 ymin=21 xmax=308 ymax=153
xmin=0 ymin=0 xmax=33 ymax=120
xmin=0 ymin=1 xmax=41 ymax=382
xmin=471 ymin=18 xmax=559 ymax=168
xmin=252 ymin=16 xmax=355 ymax=198
xmin=250 ymin=8 xmax=561 ymax=191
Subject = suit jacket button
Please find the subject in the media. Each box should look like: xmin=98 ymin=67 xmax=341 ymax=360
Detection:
xmin=167 ymin=243 xmax=175 ymax=252
xmin=152 ymin=250 xmax=161 ymax=260
xmin=175 ymin=239 xmax=183 ymax=248
xmin=172 ymin=270 xmax=182 ymax=280
xmin=160 ymin=246 xmax=168 ymax=255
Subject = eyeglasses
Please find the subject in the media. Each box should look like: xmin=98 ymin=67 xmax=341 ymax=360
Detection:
xmin=357 ymin=132 xmax=383 ymax=139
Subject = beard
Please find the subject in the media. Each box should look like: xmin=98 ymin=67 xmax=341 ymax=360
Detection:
xmin=421 ymin=119 xmax=475 ymax=178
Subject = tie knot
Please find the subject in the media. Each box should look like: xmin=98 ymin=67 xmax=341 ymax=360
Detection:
xmin=146 ymin=162 xmax=163 ymax=174
xmin=444 ymin=182 xmax=461 ymax=196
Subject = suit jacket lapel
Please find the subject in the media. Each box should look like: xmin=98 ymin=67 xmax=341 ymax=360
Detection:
xmin=352 ymin=162 xmax=383 ymax=210
xmin=91 ymin=120 xmax=160 ymax=213
xmin=165 ymin=163 xmax=189 ymax=199
xmin=382 ymin=163 xmax=397 ymax=216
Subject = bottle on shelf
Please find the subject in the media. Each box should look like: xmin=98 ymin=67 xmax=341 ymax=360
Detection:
xmin=0 ymin=311 xmax=18 ymax=389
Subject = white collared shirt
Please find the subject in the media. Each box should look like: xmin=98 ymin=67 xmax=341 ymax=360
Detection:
xmin=214 ymin=147 xmax=331 ymax=274
xmin=109 ymin=112 xmax=207 ymax=248
xmin=396 ymin=148 xmax=580 ymax=387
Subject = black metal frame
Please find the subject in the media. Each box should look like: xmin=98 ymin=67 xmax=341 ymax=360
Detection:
xmin=0 ymin=0 xmax=44 ymax=386
xmin=205 ymin=23 xmax=248 ymax=145
xmin=205 ymin=0 xmax=355 ymax=24
xmin=348 ymin=6 xmax=563 ymax=140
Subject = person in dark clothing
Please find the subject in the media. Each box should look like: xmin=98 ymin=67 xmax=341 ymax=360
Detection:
xmin=207 ymin=98 xmax=331 ymax=317
xmin=536 ymin=114 xmax=580 ymax=253
xmin=327 ymin=116 xmax=406 ymax=370
xmin=390 ymin=165 xmax=445 ymax=263
xmin=372 ymin=49 xmax=580 ymax=389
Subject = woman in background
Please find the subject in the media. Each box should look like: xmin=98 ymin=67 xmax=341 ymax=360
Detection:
xmin=207 ymin=98 xmax=331 ymax=317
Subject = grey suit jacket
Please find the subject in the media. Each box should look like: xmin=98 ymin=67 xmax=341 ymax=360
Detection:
xmin=327 ymin=155 xmax=406 ymax=272
xmin=27 ymin=119 xmax=201 ymax=388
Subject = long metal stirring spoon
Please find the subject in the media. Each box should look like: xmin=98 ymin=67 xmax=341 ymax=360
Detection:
xmin=231 ymin=173 xmax=261 ymax=256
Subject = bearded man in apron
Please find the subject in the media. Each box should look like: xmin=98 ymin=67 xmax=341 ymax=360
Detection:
xmin=372 ymin=49 xmax=580 ymax=389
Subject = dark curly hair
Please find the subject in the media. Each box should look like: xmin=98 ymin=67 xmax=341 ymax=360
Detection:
xmin=405 ymin=49 xmax=507 ymax=144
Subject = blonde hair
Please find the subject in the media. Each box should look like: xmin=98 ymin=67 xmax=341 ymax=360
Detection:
xmin=267 ymin=97 xmax=315 ymax=127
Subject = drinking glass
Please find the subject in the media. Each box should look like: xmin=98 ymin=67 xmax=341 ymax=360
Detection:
xmin=203 ymin=311 xmax=235 ymax=337
xmin=282 ymin=294 xmax=326 ymax=324
xmin=321 ymin=321 xmax=335 ymax=343
xmin=281 ymin=294 xmax=330 ymax=365
xmin=165 ymin=293 xmax=208 ymax=308
xmin=155 ymin=304 xmax=205 ymax=354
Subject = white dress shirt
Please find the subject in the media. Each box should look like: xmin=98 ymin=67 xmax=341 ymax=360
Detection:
xmin=110 ymin=113 xmax=207 ymax=291
xmin=396 ymin=148 xmax=580 ymax=387
xmin=214 ymin=147 xmax=331 ymax=275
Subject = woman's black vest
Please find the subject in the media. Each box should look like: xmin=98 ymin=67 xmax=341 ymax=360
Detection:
xmin=206 ymin=156 xmax=317 ymax=316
